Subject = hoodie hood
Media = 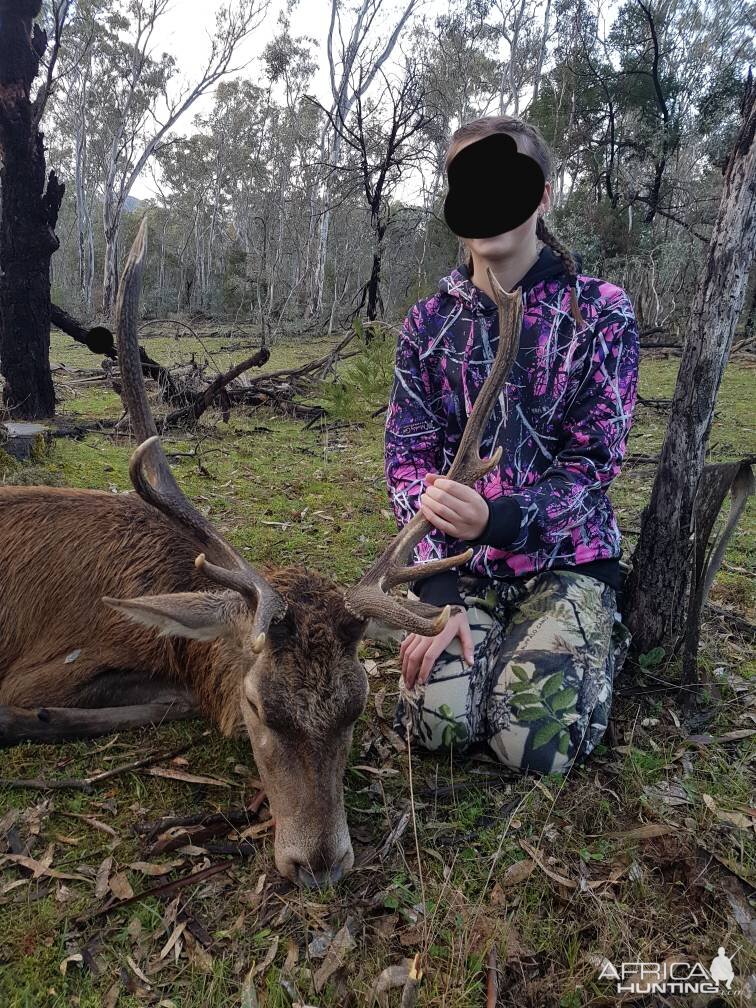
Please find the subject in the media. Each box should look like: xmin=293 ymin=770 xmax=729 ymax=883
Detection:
xmin=439 ymin=245 xmax=584 ymax=312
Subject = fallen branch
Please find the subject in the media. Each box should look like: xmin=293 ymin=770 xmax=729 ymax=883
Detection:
xmin=137 ymin=790 xmax=268 ymax=844
xmin=486 ymin=946 xmax=498 ymax=1008
xmin=78 ymin=862 xmax=230 ymax=923
xmin=51 ymin=303 xmax=115 ymax=358
xmin=704 ymin=602 xmax=756 ymax=636
xmin=200 ymin=840 xmax=262 ymax=857
xmin=164 ymin=347 xmax=270 ymax=426
xmin=226 ymin=330 xmax=357 ymax=404
xmin=0 ymin=738 xmax=202 ymax=792
xmin=51 ymin=303 xmax=186 ymax=404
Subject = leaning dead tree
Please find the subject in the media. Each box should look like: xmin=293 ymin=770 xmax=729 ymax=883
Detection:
xmin=0 ymin=0 xmax=68 ymax=419
xmin=626 ymin=70 xmax=756 ymax=665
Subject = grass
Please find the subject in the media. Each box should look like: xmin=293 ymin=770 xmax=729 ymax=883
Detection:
xmin=0 ymin=334 xmax=754 ymax=1007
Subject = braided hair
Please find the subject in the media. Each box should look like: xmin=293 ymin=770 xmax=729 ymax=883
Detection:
xmin=446 ymin=115 xmax=585 ymax=328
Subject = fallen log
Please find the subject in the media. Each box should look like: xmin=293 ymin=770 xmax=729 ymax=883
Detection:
xmin=0 ymin=700 xmax=198 ymax=748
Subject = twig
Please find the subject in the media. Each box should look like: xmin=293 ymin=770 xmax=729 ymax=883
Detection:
xmin=0 ymin=699 xmax=197 ymax=746
xmin=704 ymin=602 xmax=756 ymax=637
xmin=77 ymin=862 xmax=230 ymax=923
xmin=0 ymin=739 xmax=201 ymax=792
xmin=200 ymin=840 xmax=261 ymax=857
xmin=137 ymin=790 xmax=267 ymax=844
xmin=486 ymin=945 xmax=498 ymax=1008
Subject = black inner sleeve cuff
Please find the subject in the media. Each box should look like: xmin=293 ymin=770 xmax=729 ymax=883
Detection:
xmin=413 ymin=569 xmax=465 ymax=608
xmin=465 ymin=497 xmax=523 ymax=549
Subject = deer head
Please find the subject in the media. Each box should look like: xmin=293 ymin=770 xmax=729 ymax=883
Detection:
xmin=106 ymin=220 xmax=522 ymax=886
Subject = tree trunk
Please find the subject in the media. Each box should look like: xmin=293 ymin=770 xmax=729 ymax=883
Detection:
xmin=102 ymin=190 xmax=120 ymax=316
xmin=0 ymin=0 xmax=63 ymax=420
xmin=309 ymin=128 xmax=343 ymax=319
xmin=366 ymin=220 xmax=386 ymax=324
xmin=625 ymin=72 xmax=756 ymax=655
xmin=74 ymin=119 xmax=94 ymax=312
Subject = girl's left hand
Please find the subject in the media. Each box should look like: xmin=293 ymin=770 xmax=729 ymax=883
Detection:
xmin=419 ymin=473 xmax=489 ymax=540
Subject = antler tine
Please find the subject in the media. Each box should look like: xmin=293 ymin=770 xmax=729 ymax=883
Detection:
xmin=116 ymin=220 xmax=287 ymax=642
xmin=345 ymin=271 xmax=522 ymax=636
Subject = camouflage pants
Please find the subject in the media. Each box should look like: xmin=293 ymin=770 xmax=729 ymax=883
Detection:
xmin=395 ymin=570 xmax=631 ymax=774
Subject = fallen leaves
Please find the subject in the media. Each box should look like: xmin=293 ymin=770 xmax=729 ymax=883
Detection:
xmin=61 ymin=811 xmax=119 ymax=838
xmin=0 ymin=849 xmax=90 ymax=883
xmin=128 ymin=859 xmax=185 ymax=877
xmin=145 ymin=767 xmax=232 ymax=787
xmin=519 ymin=840 xmax=626 ymax=891
xmin=158 ymin=921 xmax=187 ymax=961
xmin=500 ymin=858 xmax=536 ymax=886
xmin=95 ymin=856 xmax=113 ymax=899
xmin=370 ymin=960 xmax=416 ymax=1005
xmin=702 ymin=793 xmax=755 ymax=831
xmin=607 ymin=823 xmax=677 ymax=841
xmin=59 ymin=951 xmax=83 ymax=975
xmin=313 ymin=920 xmax=357 ymax=992
xmin=109 ymin=871 xmax=134 ymax=900
xmin=369 ymin=954 xmax=423 ymax=1007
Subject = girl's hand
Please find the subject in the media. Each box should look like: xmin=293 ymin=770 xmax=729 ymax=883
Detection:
xmin=400 ymin=610 xmax=474 ymax=689
xmin=419 ymin=473 xmax=489 ymax=540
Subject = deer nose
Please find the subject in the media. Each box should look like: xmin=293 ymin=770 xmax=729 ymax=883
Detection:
xmin=294 ymin=861 xmax=343 ymax=888
xmin=286 ymin=845 xmax=353 ymax=888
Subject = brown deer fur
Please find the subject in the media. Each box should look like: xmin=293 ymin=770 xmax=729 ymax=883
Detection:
xmin=0 ymin=485 xmax=363 ymax=733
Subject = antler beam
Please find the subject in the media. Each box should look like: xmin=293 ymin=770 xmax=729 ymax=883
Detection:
xmin=114 ymin=220 xmax=287 ymax=644
xmin=344 ymin=268 xmax=523 ymax=636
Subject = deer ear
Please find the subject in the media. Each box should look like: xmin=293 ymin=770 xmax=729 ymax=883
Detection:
xmin=103 ymin=591 xmax=246 ymax=642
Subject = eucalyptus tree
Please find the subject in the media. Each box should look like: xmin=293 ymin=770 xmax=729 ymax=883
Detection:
xmin=70 ymin=0 xmax=269 ymax=317
xmin=307 ymin=0 xmax=422 ymax=319
xmin=626 ymin=73 xmax=756 ymax=658
xmin=312 ymin=59 xmax=435 ymax=322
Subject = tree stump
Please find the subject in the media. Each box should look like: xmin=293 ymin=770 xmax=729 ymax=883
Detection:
xmin=0 ymin=420 xmax=52 ymax=460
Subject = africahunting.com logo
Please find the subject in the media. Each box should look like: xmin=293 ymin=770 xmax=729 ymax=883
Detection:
xmin=597 ymin=947 xmax=737 ymax=995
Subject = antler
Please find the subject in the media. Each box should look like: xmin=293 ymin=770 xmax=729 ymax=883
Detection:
xmin=115 ymin=220 xmax=287 ymax=648
xmin=344 ymin=267 xmax=523 ymax=636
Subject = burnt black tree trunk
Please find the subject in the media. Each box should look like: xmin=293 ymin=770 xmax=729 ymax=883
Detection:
xmin=626 ymin=72 xmax=756 ymax=655
xmin=0 ymin=0 xmax=64 ymax=419
xmin=365 ymin=219 xmax=387 ymax=323
xmin=307 ymin=61 xmax=431 ymax=334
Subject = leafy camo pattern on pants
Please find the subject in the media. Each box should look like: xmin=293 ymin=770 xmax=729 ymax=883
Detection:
xmin=395 ymin=570 xmax=630 ymax=774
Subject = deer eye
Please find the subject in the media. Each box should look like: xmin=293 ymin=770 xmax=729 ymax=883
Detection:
xmin=243 ymin=678 xmax=261 ymax=718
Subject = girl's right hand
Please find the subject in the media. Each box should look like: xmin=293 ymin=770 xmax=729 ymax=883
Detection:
xmin=400 ymin=610 xmax=474 ymax=689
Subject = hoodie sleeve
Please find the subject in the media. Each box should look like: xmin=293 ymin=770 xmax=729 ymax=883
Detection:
xmin=384 ymin=303 xmax=465 ymax=608
xmin=470 ymin=290 xmax=639 ymax=553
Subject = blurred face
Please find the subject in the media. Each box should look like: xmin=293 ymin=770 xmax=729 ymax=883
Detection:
xmin=446 ymin=134 xmax=552 ymax=263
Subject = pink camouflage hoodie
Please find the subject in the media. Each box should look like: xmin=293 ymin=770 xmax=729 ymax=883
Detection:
xmin=384 ymin=246 xmax=640 ymax=609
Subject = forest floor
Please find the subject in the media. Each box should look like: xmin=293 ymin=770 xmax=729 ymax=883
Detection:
xmin=0 ymin=327 xmax=754 ymax=1008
